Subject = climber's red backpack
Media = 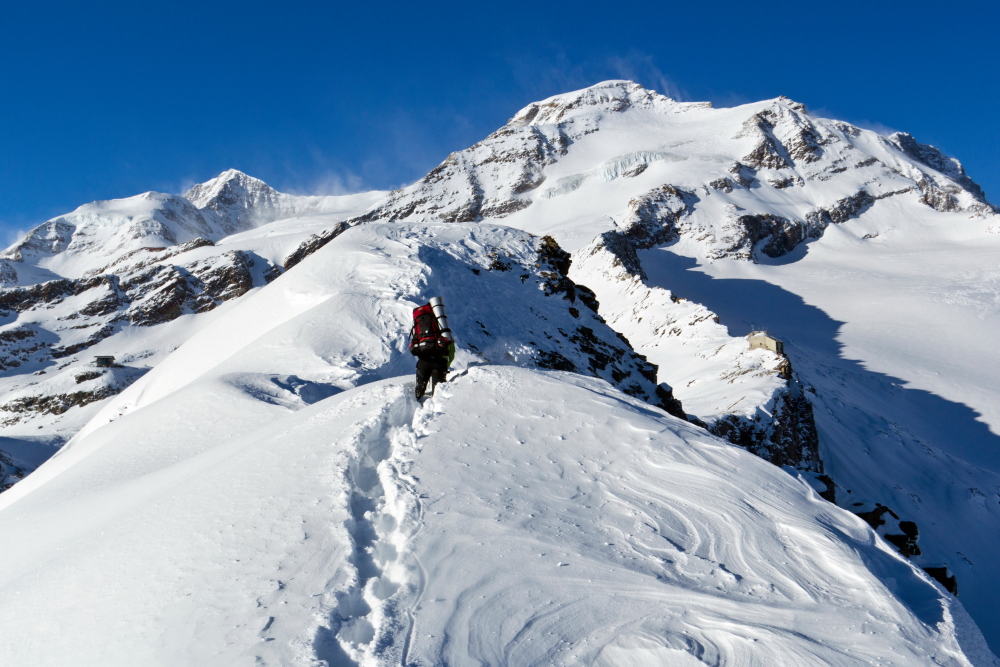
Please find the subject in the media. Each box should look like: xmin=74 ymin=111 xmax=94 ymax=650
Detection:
xmin=409 ymin=304 xmax=448 ymax=355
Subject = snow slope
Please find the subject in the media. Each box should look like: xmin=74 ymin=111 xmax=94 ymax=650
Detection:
xmin=282 ymin=80 xmax=1000 ymax=649
xmin=639 ymin=196 xmax=1000 ymax=652
xmin=0 ymin=220 xmax=994 ymax=665
xmin=0 ymin=172 xmax=384 ymax=487
xmin=0 ymin=359 xmax=992 ymax=664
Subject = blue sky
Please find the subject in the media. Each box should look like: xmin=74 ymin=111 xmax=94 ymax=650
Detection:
xmin=1 ymin=0 xmax=997 ymax=240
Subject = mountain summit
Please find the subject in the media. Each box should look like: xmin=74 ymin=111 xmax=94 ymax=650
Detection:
xmin=185 ymin=168 xmax=284 ymax=233
xmin=313 ymin=80 xmax=992 ymax=263
xmin=0 ymin=82 xmax=998 ymax=664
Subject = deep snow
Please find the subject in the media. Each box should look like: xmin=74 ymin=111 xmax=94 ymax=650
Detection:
xmin=1 ymin=221 xmax=995 ymax=665
xmin=350 ymin=80 xmax=1000 ymax=650
xmin=0 ymin=363 xmax=993 ymax=665
xmin=1 ymin=79 xmax=999 ymax=664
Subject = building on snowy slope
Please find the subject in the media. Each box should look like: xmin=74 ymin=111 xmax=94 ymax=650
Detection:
xmin=749 ymin=331 xmax=784 ymax=355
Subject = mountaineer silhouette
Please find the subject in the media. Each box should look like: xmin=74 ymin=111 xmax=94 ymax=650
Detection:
xmin=409 ymin=296 xmax=455 ymax=400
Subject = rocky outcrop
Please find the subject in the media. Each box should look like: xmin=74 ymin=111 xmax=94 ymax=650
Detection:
xmin=709 ymin=377 xmax=821 ymax=470
xmin=283 ymin=221 xmax=350 ymax=270
xmin=0 ymin=448 xmax=26 ymax=492
xmin=887 ymin=132 xmax=993 ymax=208
xmin=620 ymin=185 xmax=695 ymax=248
xmin=737 ymin=111 xmax=792 ymax=170
xmin=915 ymin=176 xmax=964 ymax=213
xmin=527 ymin=236 xmax=688 ymax=420
xmin=0 ymin=243 xmax=276 ymax=369
xmin=0 ymin=366 xmax=149 ymax=428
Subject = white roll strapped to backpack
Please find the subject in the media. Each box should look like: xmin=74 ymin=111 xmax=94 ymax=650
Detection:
xmin=428 ymin=296 xmax=454 ymax=341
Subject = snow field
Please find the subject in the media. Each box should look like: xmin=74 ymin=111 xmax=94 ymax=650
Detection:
xmin=0 ymin=216 xmax=994 ymax=664
xmin=393 ymin=366 xmax=994 ymax=667
xmin=0 ymin=364 xmax=993 ymax=665
xmin=570 ymin=235 xmax=788 ymax=422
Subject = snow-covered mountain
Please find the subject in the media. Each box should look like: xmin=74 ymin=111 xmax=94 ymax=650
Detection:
xmin=313 ymin=82 xmax=992 ymax=255
xmin=0 ymin=222 xmax=993 ymax=666
xmin=0 ymin=171 xmax=385 ymax=486
xmin=1 ymin=80 xmax=999 ymax=664
xmin=280 ymin=80 xmax=1000 ymax=653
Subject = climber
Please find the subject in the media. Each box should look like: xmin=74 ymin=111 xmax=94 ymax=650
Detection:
xmin=409 ymin=296 xmax=456 ymax=400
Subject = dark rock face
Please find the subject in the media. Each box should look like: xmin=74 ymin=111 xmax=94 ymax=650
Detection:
xmin=806 ymin=190 xmax=877 ymax=228
xmin=887 ymin=132 xmax=992 ymax=206
xmin=923 ymin=566 xmax=959 ymax=595
xmin=707 ymin=188 xmax=886 ymax=262
xmin=621 ymin=185 xmax=695 ymax=248
xmin=738 ymin=112 xmax=792 ymax=170
xmin=0 ymin=366 xmax=149 ymax=428
xmin=916 ymin=178 xmax=963 ymax=213
xmin=0 ymin=326 xmax=52 ymax=371
xmin=283 ymin=222 xmax=350 ymax=270
xmin=0 ymin=242 xmax=278 ymax=372
xmin=595 ymin=230 xmax=646 ymax=279
xmin=0 ymin=448 xmax=27 ymax=492
xmin=728 ymin=162 xmax=758 ymax=188
xmin=738 ymin=213 xmax=801 ymax=259
xmin=708 ymin=381 xmax=822 ymax=471
xmin=736 ymin=106 xmax=831 ymax=171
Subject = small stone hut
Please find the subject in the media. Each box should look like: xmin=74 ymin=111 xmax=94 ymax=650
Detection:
xmin=94 ymin=355 xmax=116 ymax=368
xmin=748 ymin=332 xmax=784 ymax=356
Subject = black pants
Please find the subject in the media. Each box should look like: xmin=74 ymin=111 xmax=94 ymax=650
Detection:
xmin=415 ymin=354 xmax=448 ymax=399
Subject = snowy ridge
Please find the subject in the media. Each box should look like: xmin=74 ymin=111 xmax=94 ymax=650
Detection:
xmin=1 ymin=357 xmax=994 ymax=664
xmin=1 ymin=79 xmax=999 ymax=663
xmin=0 ymin=169 xmax=385 ymax=286
xmin=286 ymin=80 xmax=994 ymax=267
xmin=570 ymin=232 xmax=810 ymax=463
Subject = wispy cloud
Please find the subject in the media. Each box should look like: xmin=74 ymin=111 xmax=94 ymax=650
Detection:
xmin=177 ymin=178 xmax=198 ymax=196
xmin=507 ymin=49 xmax=688 ymax=102
xmin=606 ymin=51 xmax=687 ymax=101
xmin=851 ymin=120 xmax=900 ymax=137
xmin=2 ymin=227 xmax=29 ymax=249
xmin=808 ymin=106 xmax=900 ymax=136
xmin=288 ymin=170 xmax=369 ymax=197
